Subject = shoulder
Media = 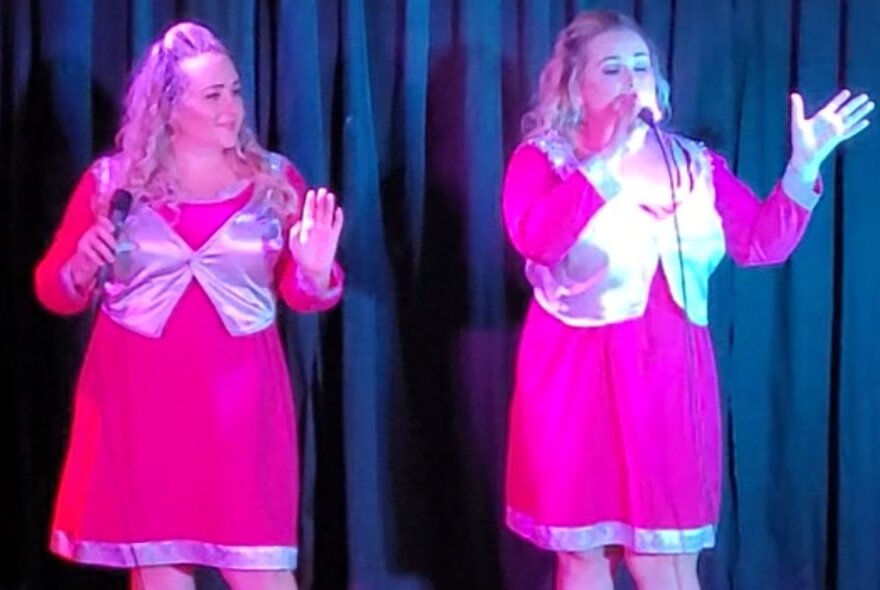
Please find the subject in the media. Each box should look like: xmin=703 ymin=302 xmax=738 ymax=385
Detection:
xmin=665 ymin=132 xmax=711 ymax=159
xmin=510 ymin=131 xmax=579 ymax=177
xmin=263 ymin=151 xmax=307 ymax=192
xmin=86 ymin=152 xmax=126 ymax=196
xmin=664 ymin=131 xmax=729 ymax=178
xmin=263 ymin=151 xmax=289 ymax=175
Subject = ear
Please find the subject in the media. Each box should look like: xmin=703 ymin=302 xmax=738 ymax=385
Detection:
xmin=163 ymin=96 xmax=180 ymax=132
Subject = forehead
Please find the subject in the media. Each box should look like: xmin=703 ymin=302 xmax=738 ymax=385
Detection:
xmin=178 ymin=52 xmax=239 ymax=86
xmin=586 ymin=28 xmax=650 ymax=62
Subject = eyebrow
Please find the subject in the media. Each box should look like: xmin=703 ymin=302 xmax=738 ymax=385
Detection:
xmin=599 ymin=52 xmax=650 ymax=64
xmin=202 ymin=80 xmax=241 ymax=91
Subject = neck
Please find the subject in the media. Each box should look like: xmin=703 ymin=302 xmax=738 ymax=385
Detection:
xmin=171 ymin=138 xmax=229 ymax=178
xmin=573 ymin=117 xmax=651 ymax=156
xmin=574 ymin=118 xmax=614 ymax=153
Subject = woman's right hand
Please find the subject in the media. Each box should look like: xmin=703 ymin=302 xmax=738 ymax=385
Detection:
xmin=598 ymin=92 xmax=644 ymax=161
xmin=67 ymin=217 xmax=118 ymax=290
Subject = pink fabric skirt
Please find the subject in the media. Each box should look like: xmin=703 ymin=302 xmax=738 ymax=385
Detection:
xmin=50 ymin=194 xmax=299 ymax=570
xmin=505 ymin=270 xmax=722 ymax=554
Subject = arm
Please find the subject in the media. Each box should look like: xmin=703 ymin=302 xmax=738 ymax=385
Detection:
xmin=275 ymin=162 xmax=344 ymax=312
xmin=711 ymin=151 xmax=819 ymax=267
xmin=715 ymin=88 xmax=873 ymax=266
xmin=276 ymin=252 xmax=344 ymax=313
xmin=501 ymin=143 xmax=615 ymax=266
xmin=33 ymin=168 xmax=99 ymax=315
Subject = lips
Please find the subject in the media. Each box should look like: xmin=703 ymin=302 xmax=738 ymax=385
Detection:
xmin=216 ymin=124 xmax=241 ymax=139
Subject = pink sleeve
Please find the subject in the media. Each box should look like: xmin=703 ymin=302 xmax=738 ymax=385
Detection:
xmin=33 ymin=167 xmax=99 ymax=315
xmin=502 ymin=144 xmax=608 ymax=266
xmin=711 ymin=150 xmax=821 ymax=267
xmin=274 ymin=162 xmax=344 ymax=313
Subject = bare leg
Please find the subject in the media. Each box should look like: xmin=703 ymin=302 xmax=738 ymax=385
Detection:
xmin=555 ymin=546 xmax=621 ymax=590
xmin=130 ymin=566 xmax=195 ymax=590
xmin=220 ymin=568 xmax=298 ymax=590
xmin=625 ymin=551 xmax=700 ymax=590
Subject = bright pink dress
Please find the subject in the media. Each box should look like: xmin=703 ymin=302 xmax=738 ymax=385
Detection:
xmin=503 ymin=138 xmax=817 ymax=554
xmin=34 ymin=160 xmax=342 ymax=570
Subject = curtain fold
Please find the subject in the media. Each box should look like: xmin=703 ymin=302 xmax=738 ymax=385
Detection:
xmin=3 ymin=1 xmax=879 ymax=588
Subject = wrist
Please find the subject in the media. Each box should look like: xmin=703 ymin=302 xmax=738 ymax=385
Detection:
xmin=788 ymin=153 xmax=819 ymax=183
xmin=62 ymin=257 xmax=97 ymax=298
xmin=298 ymin=264 xmax=331 ymax=290
xmin=68 ymin=254 xmax=98 ymax=288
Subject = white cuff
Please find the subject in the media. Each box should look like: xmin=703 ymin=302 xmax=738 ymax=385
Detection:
xmin=781 ymin=161 xmax=821 ymax=211
xmin=293 ymin=263 xmax=343 ymax=301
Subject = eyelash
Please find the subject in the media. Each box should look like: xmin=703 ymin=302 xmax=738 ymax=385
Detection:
xmin=602 ymin=65 xmax=650 ymax=75
xmin=205 ymin=89 xmax=242 ymax=100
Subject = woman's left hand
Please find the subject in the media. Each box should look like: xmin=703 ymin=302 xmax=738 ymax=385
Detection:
xmin=790 ymin=89 xmax=874 ymax=180
xmin=288 ymin=187 xmax=344 ymax=288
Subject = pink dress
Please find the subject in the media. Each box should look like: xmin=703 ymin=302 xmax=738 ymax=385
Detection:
xmin=34 ymin=159 xmax=343 ymax=570
xmin=503 ymin=136 xmax=817 ymax=554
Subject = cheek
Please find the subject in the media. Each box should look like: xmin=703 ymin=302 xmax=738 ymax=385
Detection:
xmin=180 ymin=105 xmax=218 ymax=133
xmin=173 ymin=100 xmax=195 ymax=119
xmin=581 ymin=78 xmax=619 ymax=111
xmin=638 ymin=74 xmax=657 ymax=90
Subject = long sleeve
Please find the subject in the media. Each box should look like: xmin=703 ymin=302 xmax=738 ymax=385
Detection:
xmin=274 ymin=161 xmax=344 ymax=312
xmin=711 ymin=150 xmax=821 ymax=267
xmin=502 ymin=144 xmax=612 ymax=267
xmin=33 ymin=167 xmax=99 ymax=315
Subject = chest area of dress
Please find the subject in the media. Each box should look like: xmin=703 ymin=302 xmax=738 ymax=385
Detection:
xmin=115 ymin=194 xmax=286 ymax=276
xmin=565 ymin=164 xmax=726 ymax=276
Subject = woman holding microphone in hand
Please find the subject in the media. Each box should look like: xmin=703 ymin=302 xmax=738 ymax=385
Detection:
xmin=34 ymin=21 xmax=343 ymax=590
xmin=501 ymin=9 xmax=872 ymax=590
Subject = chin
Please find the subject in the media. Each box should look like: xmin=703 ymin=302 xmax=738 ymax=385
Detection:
xmin=213 ymin=124 xmax=242 ymax=147
xmin=647 ymin=102 xmax=664 ymax=123
xmin=216 ymin=134 xmax=240 ymax=150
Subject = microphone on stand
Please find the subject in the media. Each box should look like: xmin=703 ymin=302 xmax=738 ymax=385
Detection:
xmin=637 ymin=107 xmax=657 ymax=128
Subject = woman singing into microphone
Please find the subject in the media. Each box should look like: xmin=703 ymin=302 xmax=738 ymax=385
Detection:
xmin=501 ymin=9 xmax=871 ymax=590
xmin=34 ymin=21 xmax=343 ymax=590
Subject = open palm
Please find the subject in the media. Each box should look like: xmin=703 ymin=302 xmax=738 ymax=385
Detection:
xmin=790 ymin=89 xmax=874 ymax=178
xmin=288 ymin=187 xmax=344 ymax=284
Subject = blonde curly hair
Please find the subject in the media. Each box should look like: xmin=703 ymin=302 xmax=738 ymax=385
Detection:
xmin=96 ymin=21 xmax=299 ymax=218
xmin=522 ymin=10 xmax=671 ymax=142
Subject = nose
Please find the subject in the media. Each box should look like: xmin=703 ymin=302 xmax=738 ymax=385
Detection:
xmin=219 ymin=93 xmax=236 ymax=110
xmin=620 ymin=68 xmax=634 ymax=90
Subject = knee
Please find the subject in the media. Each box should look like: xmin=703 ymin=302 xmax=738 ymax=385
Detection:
xmin=624 ymin=553 xmax=697 ymax=587
xmin=219 ymin=569 xmax=296 ymax=590
xmin=557 ymin=547 xmax=621 ymax=576
xmin=130 ymin=566 xmax=195 ymax=590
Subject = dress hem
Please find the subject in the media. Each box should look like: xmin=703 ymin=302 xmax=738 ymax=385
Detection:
xmin=50 ymin=529 xmax=298 ymax=570
xmin=506 ymin=506 xmax=715 ymax=554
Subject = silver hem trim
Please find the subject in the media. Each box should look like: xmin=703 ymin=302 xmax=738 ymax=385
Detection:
xmin=506 ymin=506 xmax=715 ymax=554
xmin=50 ymin=529 xmax=298 ymax=570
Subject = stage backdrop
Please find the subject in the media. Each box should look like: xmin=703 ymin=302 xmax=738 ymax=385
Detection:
xmin=3 ymin=1 xmax=880 ymax=589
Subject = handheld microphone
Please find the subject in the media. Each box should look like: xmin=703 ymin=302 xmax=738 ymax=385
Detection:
xmin=94 ymin=189 xmax=133 ymax=302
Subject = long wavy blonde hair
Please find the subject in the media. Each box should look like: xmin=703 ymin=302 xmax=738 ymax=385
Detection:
xmin=97 ymin=21 xmax=299 ymax=218
xmin=522 ymin=10 xmax=671 ymax=141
